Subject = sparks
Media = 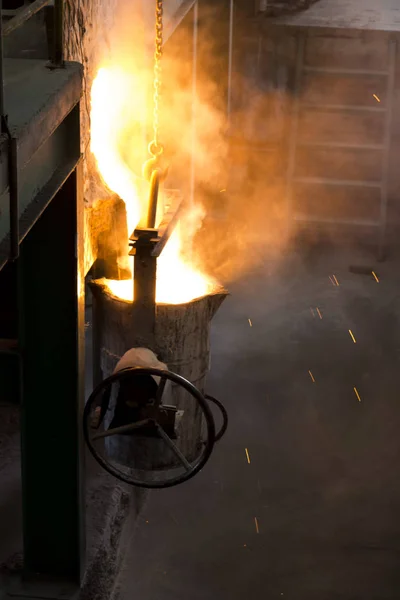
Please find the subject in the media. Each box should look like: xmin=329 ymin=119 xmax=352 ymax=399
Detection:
xmin=248 ymin=318 xmax=252 ymax=327
xmin=245 ymin=448 xmax=251 ymax=464
xmin=333 ymin=274 xmax=340 ymax=286
xmin=316 ymin=307 xmax=322 ymax=320
xmin=310 ymin=308 xmax=315 ymax=318
xmin=309 ymin=370 xmax=315 ymax=383
xmin=349 ymin=329 xmax=357 ymax=344
xmin=372 ymin=271 xmax=379 ymax=283
xmin=254 ymin=517 xmax=260 ymax=534
xmin=373 ymin=94 xmax=381 ymax=102
xmin=354 ymin=387 xmax=361 ymax=402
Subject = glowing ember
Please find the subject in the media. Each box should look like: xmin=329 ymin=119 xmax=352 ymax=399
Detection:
xmin=348 ymin=329 xmax=357 ymax=344
xmin=308 ymin=370 xmax=315 ymax=383
xmin=90 ymin=66 xmax=215 ymax=305
xmin=245 ymin=448 xmax=251 ymax=464
xmin=354 ymin=387 xmax=361 ymax=402
xmin=372 ymin=271 xmax=379 ymax=283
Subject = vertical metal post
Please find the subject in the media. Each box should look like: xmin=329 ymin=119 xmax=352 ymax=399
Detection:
xmin=189 ymin=0 xmax=198 ymax=207
xmin=52 ymin=0 xmax=64 ymax=67
xmin=0 ymin=0 xmax=20 ymax=261
xmin=0 ymin=0 xmax=18 ymax=261
xmin=131 ymin=230 xmax=157 ymax=350
xmin=19 ymin=164 xmax=85 ymax=581
xmin=9 ymin=137 xmax=19 ymax=260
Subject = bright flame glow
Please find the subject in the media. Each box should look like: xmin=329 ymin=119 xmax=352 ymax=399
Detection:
xmin=91 ymin=66 xmax=216 ymax=304
xmin=91 ymin=67 xmax=143 ymax=235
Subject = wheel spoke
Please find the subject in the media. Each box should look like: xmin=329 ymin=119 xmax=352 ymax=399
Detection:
xmin=92 ymin=419 xmax=151 ymax=440
xmin=154 ymin=422 xmax=191 ymax=471
xmin=155 ymin=376 xmax=167 ymax=407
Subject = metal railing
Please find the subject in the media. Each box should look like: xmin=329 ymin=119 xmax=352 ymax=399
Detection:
xmin=0 ymin=0 xmax=64 ymax=260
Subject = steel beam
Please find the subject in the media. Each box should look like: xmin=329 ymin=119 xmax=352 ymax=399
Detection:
xmin=129 ymin=228 xmax=158 ymax=350
xmin=3 ymin=0 xmax=51 ymax=36
xmin=18 ymin=162 xmax=85 ymax=582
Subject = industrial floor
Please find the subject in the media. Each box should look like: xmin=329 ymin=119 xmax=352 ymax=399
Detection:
xmin=116 ymin=240 xmax=400 ymax=600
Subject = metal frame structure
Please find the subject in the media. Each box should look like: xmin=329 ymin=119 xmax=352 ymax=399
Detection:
xmin=0 ymin=0 xmax=86 ymax=589
xmin=0 ymin=0 xmax=64 ymax=263
xmin=286 ymin=32 xmax=397 ymax=260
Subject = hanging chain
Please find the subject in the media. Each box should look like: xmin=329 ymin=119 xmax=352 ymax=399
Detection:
xmin=150 ymin=0 xmax=164 ymax=157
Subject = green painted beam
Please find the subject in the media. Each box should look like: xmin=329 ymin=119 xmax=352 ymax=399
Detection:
xmin=18 ymin=161 xmax=85 ymax=582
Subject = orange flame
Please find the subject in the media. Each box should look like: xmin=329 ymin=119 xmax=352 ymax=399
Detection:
xmin=91 ymin=66 xmax=216 ymax=304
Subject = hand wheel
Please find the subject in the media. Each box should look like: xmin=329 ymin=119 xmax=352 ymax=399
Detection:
xmin=83 ymin=366 xmax=216 ymax=489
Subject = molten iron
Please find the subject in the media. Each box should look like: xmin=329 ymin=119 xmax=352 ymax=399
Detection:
xmin=90 ymin=66 xmax=216 ymax=306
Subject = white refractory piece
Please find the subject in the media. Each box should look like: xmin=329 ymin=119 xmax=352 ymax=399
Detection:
xmin=113 ymin=347 xmax=167 ymax=384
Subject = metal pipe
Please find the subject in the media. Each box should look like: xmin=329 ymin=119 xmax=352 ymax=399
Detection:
xmin=147 ymin=169 xmax=160 ymax=228
xmin=227 ymin=0 xmax=234 ymax=123
xmin=52 ymin=0 xmax=64 ymax=67
xmin=3 ymin=0 xmax=51 ymax=36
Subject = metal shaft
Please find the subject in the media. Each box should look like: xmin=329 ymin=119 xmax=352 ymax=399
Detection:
xmin=92 ymin=419 xmax=152 ymax=440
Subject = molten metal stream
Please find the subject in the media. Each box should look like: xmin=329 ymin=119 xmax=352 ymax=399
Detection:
xmin=91 ymin=66 xmax=216 ymax=305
